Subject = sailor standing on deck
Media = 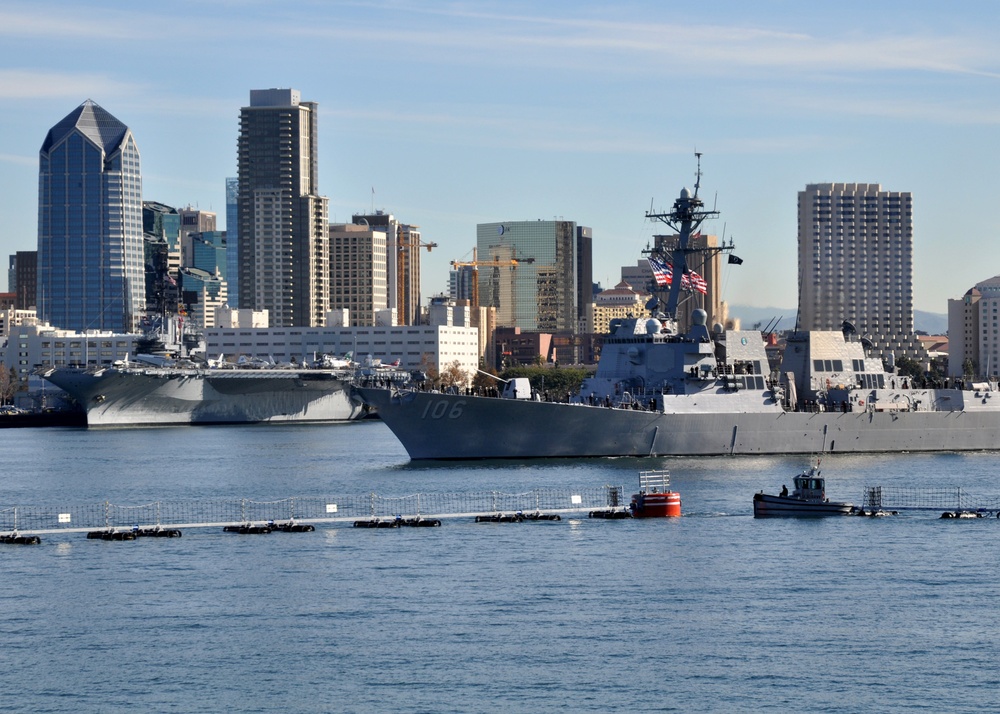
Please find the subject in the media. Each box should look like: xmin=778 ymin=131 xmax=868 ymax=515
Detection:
xmin=781 ymin=485 xmax=788 ymax=497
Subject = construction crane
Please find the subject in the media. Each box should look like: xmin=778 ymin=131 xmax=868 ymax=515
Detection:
xmin=450 ymin=247 xmax=534 ymax=309
xmin=396 ymin=227 xmax=437 ymax=326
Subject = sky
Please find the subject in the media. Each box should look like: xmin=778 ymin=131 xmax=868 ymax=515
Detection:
xmin=2 ymin=0 xmax=1000 ymax=319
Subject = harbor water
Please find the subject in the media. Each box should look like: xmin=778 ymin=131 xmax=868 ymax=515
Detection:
xmin=2 ymin=421 xmax=1000 ymax=712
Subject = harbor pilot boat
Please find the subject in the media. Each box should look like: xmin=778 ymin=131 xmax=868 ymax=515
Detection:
xmin=753 ymin=465 xmax=856 ymax=517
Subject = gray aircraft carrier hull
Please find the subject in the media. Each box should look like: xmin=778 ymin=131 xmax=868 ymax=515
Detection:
xmin=358 ymin=387 xmax=1000 ymax=459
xmin=45 ymin=367 xmax=365 ymax=427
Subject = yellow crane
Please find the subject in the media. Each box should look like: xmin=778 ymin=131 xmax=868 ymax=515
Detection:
xmin=396 ymin=228 xmax=437 ymax=326
xmin=450 ymin=248 xmax=533 ymax=309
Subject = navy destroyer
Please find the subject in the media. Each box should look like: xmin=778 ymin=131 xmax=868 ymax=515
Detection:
xmin=357 ymin=161 xmax=1000 ymax=460
xmin=42 ymin=358 xmax=368 ymax=427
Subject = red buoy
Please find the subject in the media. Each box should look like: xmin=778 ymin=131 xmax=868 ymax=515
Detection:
xmin=630 ymin=470 xmax=682 ymax=518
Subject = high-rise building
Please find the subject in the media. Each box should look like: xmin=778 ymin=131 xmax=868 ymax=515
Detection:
xmin=37 ymin=100 xmax=145 ymax=332
xmin=328 ymin=223 xmax=388 ymax=326
xmin=14 ymin=250 xmax=37 ymax=311
xmin=352 ymin=212 xmax=426 ymax=326
xmin=797 ymin=183 xmax=926 ymax=361
xmin=178 ymin=208 xmax=216 ymax=268
xmin=475 ymin=220 xmax=588 ymax=334
xmin=237 ymin=88 xmax=329 ymax=327
xmin=947 ymin=276 xmax=1000 ymax=379
xmin=225 ymin=177 xmax=239 ymax=306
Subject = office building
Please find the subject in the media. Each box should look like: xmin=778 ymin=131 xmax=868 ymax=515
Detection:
xmin=590 ymin=281 xmax=649 ymax=334
xmin=352 ymin=212 xmax=426 ymax=326
xmin=204 ymin=324 xmax=479 ymax=376
xmin=475 ymin=220 xmax=590 ymax=334
xmin=13 ymin=251 xmax=37 ymax=311
xmin=237 ymin=88 xmax=329 ymax=327
xmin=329 ymin=223 xmax=388 ymax=327
xmin=948 ymin=276 xmax=1000 ymax=379
xmin=37 ymin=100 xmax=145 ymax=333
xmin=798 ymin=183 xmax=926 ymax=361
xmin=225 ymin=177 xmax=239 ymax=306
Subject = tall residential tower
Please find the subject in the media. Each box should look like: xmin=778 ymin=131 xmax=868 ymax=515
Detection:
xmin=237 ymin=89 xmax=329 ymax=327
xmin=37 ymin=100 xmax=145 ymax=332
xmin=797 ymin=183 xmax=926 ymax=361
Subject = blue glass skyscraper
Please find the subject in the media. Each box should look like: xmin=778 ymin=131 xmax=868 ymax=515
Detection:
xmin=225 ymin=177 xmax=238 ymax=307
xmin=37 ymin=99 xmax=145 ymax=333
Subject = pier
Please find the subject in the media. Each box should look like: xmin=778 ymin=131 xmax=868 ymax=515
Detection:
xmin=0 ymin=486 xmax=626 ymax=542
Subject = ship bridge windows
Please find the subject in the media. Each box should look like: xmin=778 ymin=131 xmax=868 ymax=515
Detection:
xmin=812 ymin=359 xmax=844 ymax=372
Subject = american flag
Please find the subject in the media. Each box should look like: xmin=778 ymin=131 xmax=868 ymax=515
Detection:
xmin=686 ymin=270 xmax=708 ymax=294
xmin=647 ymin=257 xmax=672 ymax=287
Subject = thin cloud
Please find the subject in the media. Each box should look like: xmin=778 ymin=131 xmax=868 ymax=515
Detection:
xmin=0 ymin=152 xmax=35 ymax=167
xmin=284 ymin=6 xmax=1000 ymax=79
xmin=0 ymin=70 xmax=141 ymax=99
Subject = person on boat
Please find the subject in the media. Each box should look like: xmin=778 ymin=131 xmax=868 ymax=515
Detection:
xmin=780 ymin=485 xmax=788 ymax=497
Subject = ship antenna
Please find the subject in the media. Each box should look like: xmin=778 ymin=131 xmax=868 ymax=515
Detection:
xmin=693 ymin=151 xmax=703 ymax=199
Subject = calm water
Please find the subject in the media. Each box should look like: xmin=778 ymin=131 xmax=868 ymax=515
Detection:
xmin=2 ymin=422 xmax=1000 ymax=712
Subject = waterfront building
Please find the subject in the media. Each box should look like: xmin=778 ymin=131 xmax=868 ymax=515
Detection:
xmin=947 ymin=277 xmax=1000 ymax=379
xmin=14 ymin=250 xmax=37 ymax=311
xmin=352 ymin=212 xmax=426 ymax=326
xmin=475 ymin=220 xmax=591 ymax=335
xmin=38 ymin=100 xmax=145 ymax=333
xmin=225 ymin=177 xmax=239 ymax=306
xmin=621 ymin=232 xmax=725 ymax=333
xmin=1 ymin=322 xmax=140 ymax=378
xmin=797 ymin=183 xmax=926 ymax=362
xmin=204 ymin=324 xmax=479 ymax=376
xmin=179 ymin=267 xmax=228 ymax=329
xmin=0 ymin=307 xmax=37 ymax=342
xmin=449 ymin=264 xmax=478 ymax=312
xmin=142 ymin=201 xmax=182 ymax=323
xmin=237 ymin=89 xmax=329 ymax=327
xmin=178 ymin=208 xmax=217 ymax=268
xmin=328 ymin=223 xmax=388 ymax=327
xmin=590 ymin=281 xmax=650 ymax=334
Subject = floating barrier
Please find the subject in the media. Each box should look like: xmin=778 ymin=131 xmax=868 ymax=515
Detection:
xmin=86 ymin=530 xmax=137 ymax=541
xmin=354 ymin=516 xmax=442 ymax=528
xmin=588 ymin=509 xmax=633 ymax=519
xmin=474 ymin=511 xmax=562 ymax=523
xmin=0 ymin=486 xmax=624 ymax=542
xmin=223 ymin=524 xmax=272 ymax=534
xmin=136 ymin=527 xmax=183 ymax=538
xmin=0 ymin=534 xmax=40 ymax=545
xmin=864 ymin=486 xmax=1000 ymax=516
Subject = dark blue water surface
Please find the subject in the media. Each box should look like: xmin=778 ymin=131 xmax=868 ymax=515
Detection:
xmin=2 ymin=422 xmax=1000 ymax=712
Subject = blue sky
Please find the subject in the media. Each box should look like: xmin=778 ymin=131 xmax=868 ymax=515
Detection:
xmin=2 ymin=0 xmax=999 ymax=317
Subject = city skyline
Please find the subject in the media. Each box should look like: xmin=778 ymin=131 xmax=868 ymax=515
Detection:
xmin=2 ymin=1 xmax=1000 ymax=316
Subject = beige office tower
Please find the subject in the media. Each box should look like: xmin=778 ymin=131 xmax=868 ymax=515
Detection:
xmin=328 ymin=223 xmax=388 ymax=327
xmin=352 ymin=212 xmax=424 ymax=326
xmin=797 ymin=183 xmax=926 ymax=362
xmin=237 ymin=89 xmax=329 ymax=327
xmin=651 ymin=233 xmax=723 ymax=333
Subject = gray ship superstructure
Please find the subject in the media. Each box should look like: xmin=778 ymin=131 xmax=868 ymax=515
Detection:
xmin=357 ymin=161 xmax=1000 ymax=460
xmin=42 ymin=360 xmax=368 ymax=427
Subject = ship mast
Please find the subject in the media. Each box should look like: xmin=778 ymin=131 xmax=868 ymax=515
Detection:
xmin=645 ymin=153 xmax=722 ymax=321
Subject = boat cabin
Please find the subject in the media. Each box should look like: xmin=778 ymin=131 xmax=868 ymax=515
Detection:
xmin=792 ymin=468 xmax=826 ymax=501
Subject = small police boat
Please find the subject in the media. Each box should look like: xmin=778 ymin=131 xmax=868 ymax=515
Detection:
xmin=753 ymin=465 xmax=855 ymax=518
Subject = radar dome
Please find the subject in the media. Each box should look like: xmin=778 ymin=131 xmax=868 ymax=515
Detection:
xmin=712 ymin=323 xmax=724 ymax=334
xmin=645 ymin=318 xmax=662 ymax=335
xmin=680 ymin=187 xmax=691 ymax=199
xmin=692 ymin=309 xmax=708 ymax=326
